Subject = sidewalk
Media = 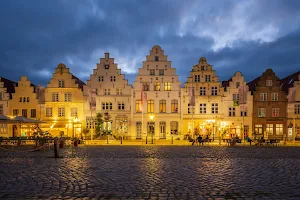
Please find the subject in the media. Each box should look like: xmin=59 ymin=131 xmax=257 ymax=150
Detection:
xmin=83 ymin=140 xmax=300 ymax=146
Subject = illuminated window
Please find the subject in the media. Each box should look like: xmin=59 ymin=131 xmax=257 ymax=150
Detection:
xmin=171 ymin=99 xmax=178 ymax=113
xmin=159 ymin=100 xmax=166 ymax=113
xmin=164 ymin=82 xmax=171 ymax=91
xmin=258 ymin=108 xmax=266 ymax=117
xmin=147 ymin=100 xmax=154 ymax=113
xmin=135 ymin=100 xmax=142 ymax=113
xmin=154 ymin=82 xmax=160 ymax=91
xmin=266 ymin=124 xmax=273 ymax=135
xmin=275 ymin=124 xmax=283 ymax=135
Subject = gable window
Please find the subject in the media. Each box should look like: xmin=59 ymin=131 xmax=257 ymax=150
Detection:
xmin=71 ymin=108 xmax=78 ymax=117
xmin=194 ymin=75 xmax=200 ymax=82
xmin=116 ymin=88 xmax=123 ymax=95
xmin=200 ymin=87 xmax=206 ymax=96
xmin=58 ymin=80 xmax=65 ymax=88
xmin=30 ymin=109 xmax=36 ymax=118
xmin=155 ymin=56 xmax=159 ymax=61
xmin=258 ymin=108 xmax=266 ymax=117
xmin=272 ymin=108 xmax=280 ymax=117
xmin=260 ymin=93 xmax=267 ymax=101
xmin=64 ymin=93 xmax=72 ymax=102
xmin=118 ymin=102 xmax=125 ymax=110
xmin=147 ymin=100 xmax=154 ymax=113
xmin=58 ymin=107 xmax=65 ymax=117
xmin=200 ymin=103 xmax=206 ymax=114
xmin=143 ymin=82 xmax=150 ymax=91
xmin=159 ymin=100 xmax=166 ymax=113
xmin=104 ymin=64 xmax=109 ymax=69
xmin=229 ymin=107 xmax=236 ymax=117
xmin=164 ymin=82 xmax=171 ymax=91
xmin=159 ymin=69 xmax=164 ymax=76
xmin=136 ymin=100 xmax=142 ymax=113
xmin=52 ymin=93 xmax=59 ymax=102
xmin=212 ymin=103 xmax=218 ymax=114
xmin=104 ymin=89 xmax=110 ymax=95
xmin=171 ymin=99 xmax=178 ymax=113
xmin=266 ymin=80 xmax=272 ymax=86
xmin=211 ymin=87 xmax=218 ymax=96
xmin=154 ymin=82 xmax=160 ymax=91
xmin=205 ymin=75 xmax=211 ymax=82
xmin=98 ymin=76 xmax=104 ymax=82
xmin=271 ymin=93 xmax=278 ymax=101
xmin=150 ymin=69 xmax=155 ymax=76
xmin=111 ymin=76 xmax=116 ymax=82
xmin=236 ymin=82 xmax=240 ymax=88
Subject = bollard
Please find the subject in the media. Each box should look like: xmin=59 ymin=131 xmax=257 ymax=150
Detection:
xmin=120 ymin=136 xmax=123 ymax=145
xmin=171 ymin=136 xmax=174 ymax=144
xmin=146 ymin=136 xmax=148 ymax=144
xmin=54 ymin=137 xmax=59 ymax=158
xmin=107 ymin=135 xmax=109 ymax=144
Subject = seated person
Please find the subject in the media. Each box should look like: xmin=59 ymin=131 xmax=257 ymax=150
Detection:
xmin=197 ymin=135 xmax=203 ymax=145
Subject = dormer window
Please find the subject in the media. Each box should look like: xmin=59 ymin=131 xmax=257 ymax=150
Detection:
xmin=155 ymin=56 xmax=159 ymax=61
xmin=266 ymin=80 xmax=272 ymax=86
xmin=104 ymin=64 xmax=109 ymax=69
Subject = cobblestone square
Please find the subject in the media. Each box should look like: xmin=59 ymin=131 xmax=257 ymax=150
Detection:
xmin=1 ymin=146 xmax=300 ymax=199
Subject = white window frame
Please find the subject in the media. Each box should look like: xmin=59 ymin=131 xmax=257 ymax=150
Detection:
xmin=64 ymin=92 xmax=72 ymax=102
xmin=260 ymin=93 xmax=267 ymax=101
xmin=118 ymin=102 xmax=125 ymax=110
xmin=200 ymin=87 xmax=206 ymax=96
xmin=229 ymin=107 xmax=236 ymax=117
xmin=58 ymin=107 xmax=65 ymax=117
xmin=199 ymin=103 xmax=206 ymax=114
xmin=212 ymin=103 xmax=218 ymax=114
xmin=98 ymin=76 xmax=104 ymax=82
xmin=211 ymin=87 xmax=218 ymax=96
xmin=46 ymin=108 xmax=52 ymax=117
xmin=272 ymin=108 xmax=280 ymax=117
xmin=266 ymin=80 xmax=272 ymax=86
xmin=258 ymin=108 xmax=266 ymax=117
xmin=58 ymin=80 xmax=65 ymax=88
xmin=71 ymin=108 xmax=78 ymax=117
xmin=52 ymin=93 xmax=59 ymax=102
xmin=271 ymin=93 xmax=278 ymax=101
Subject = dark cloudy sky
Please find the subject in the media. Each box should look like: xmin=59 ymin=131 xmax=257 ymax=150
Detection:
xmin=1 ymin=0 xmax=300 ymax=86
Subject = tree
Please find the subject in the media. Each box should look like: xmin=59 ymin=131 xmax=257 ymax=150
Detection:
xmin=95 ymin=113 xmax=104 ymax=138
xmin=82 ymin=128 xmax=90 ymax=139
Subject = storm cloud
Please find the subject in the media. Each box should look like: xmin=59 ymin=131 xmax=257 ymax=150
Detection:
xmin=0 ymin=0 xmax=299 ymax=86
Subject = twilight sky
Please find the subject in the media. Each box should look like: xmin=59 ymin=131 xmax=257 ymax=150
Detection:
xmin=1 ymin=0 xmax=300 ymax=86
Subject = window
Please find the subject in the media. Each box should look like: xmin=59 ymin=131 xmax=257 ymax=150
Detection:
xmin=272 ymin=108 xmax=280 ymax=117
xmin=102 ymin=102 xmax=112 ymax=110
xmin=30 ymin=109 xmax=36 ymax=118
xmin=211 ymin=87 xmax=218 ymax=95
xmin=143 ymin=82 xmax=150 ymax=91
xmin=159 ymin=100 xmax=166 ymax=113
xmin=118 ymin=102 xmax=125 ymax=110
xmin=104 ymin=64 xmax=109 ymax=69
xmin=233 ymin=94 xmax=239 ymax=101
xmin=236 ymin=82 xmax=240 ymax=88
xmin=200 ymin=87 xmax=206 ymax=96
xmin=19 ymin=97 xmax=22 ymax=102
xmin=164 ymin=82 xmax=171 ymax=91
xmin=64 ymin=93 xmax=72 ymax=102
xmin=258 ymin=108 xmax=266 ymax=117
xmin=22 ymin=109 xmax=27 ymax=118
xmin=154 ymin=82 xmax=160 ymax=91
xmin=295 ymin=104 xmax=300 ymax=114
xmin=52 ymin=93 xmax=59 ymax=102
xmin=0 ymin=104 xmax=3 ymax=115
xmin=150 ymin=69 xmax=155 ymax=76
xmin=155 ymin=56 xmax=159 ymax=61
xmin=194 ymin=75 xmax=200 ymax=82
xmin=147 ymin=100 xmax=154 ymax=113
xmin=266 ymin=124 xmax=273 ymax=135
xmin=104 ymin=89 xmax=110 ymax=95
xmin=188 ymin=103 xmax=192 ymax=114
xmin=70 ymin=108 xmax=77 ymax=117
xmin=171 ymin=99 xmax=178 ymax=113
xmin=13 ymin=109 xmax=19 ymax=117
xmin=58 ymin=107 xmax=65 ymax=117
xmin=271 ymin=93 xmax=278 ymax=101
xmin=110 ymin=76 xmax=116 ymax=82
xmin=95 ymin=88 xmax=98 ymax=95
xmin=255 ymin=124 xmax=263 ymax=135
xmin=170 ymin=121 xmax=178 ymax=135
xmin=212 ymin=103 xmax=218 ymax=114
xmin=229 ymin=107 xmax=236 ymax=116
xmin=136 ymin=100 xmax=142 ymax=112
xmin=159 ymin=69 xmax=164 ymax=76
xmin=27 ymin=97 xmax=30 ymax=102
xmin=58 ymin=80 xmax=65 ymax=88
xmin=46 ymin=108 xmax=52 ymax=117
xmin=23 ymin=97 xmax=26 ymax=102
xmin=275 ymin=124 xmax=283 ymax=135
xmin=205 ymin=75 xmax=211 ymax=82
xmin=0 ymin=124 xmax=7 ymax=134
xmin=260 ymin=93 xmax=267 ymax=101
xmin=116 ymin=88 xmax=123 ymax=95
xmin=0 ymin=92 xmax=2 ymax=100
xmin=200 ymin=103 xmax=206 ymax=114
xmin=266 ymin=80 xmax=272 ymax=86
xmin=98 ymin=76 xmax=104 ymax=82
xmin=241 ymin=110 xmax=247 ymax=117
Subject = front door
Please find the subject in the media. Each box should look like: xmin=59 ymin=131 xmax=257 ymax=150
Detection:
xmin=147 ymin=122 xmax=155 ymax=137
xmin=159 ymin=122 xmax=166 ymax=139
xmin=136 ymin=122 xmax=142 ymax=139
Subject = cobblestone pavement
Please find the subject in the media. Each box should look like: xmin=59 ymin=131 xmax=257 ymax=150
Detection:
xmin=1 ymin=146 xmax=300 ymax=199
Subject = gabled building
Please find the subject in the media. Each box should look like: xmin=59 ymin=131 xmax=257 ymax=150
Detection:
xmin=132 ymin=45 xmax=181 ymax=140
xmin=83 ymin=52 xmax=132 ymax=139
xmin=8 ymin=76 xmax=39 ymax=137
xmin=248 ymin=69 xmax=287 ymax=140
xmin=182 ymin=57 xmax=224 ymax=140
xmin=222 ymin=72 xmax=253 ymax=139
xmin=0 ymin=76 xmax=16 ymax=137
xmin=280 ymin=71 xmax=300 ymax=141
xmin=41 ymin=63 xmax=85 ymax=137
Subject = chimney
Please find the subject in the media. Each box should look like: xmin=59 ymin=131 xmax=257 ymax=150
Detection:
xmin=105 ymin=52 xmax=109 ymax=59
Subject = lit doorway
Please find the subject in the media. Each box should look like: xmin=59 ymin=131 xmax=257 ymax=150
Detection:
xmin=159 ymin=122 xmax=166 ymax=139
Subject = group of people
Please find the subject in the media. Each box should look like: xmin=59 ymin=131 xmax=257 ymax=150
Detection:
xmin=187 ymin=135 xmax=209 ymax=146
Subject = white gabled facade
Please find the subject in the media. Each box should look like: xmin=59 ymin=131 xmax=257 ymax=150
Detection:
xmin=132 ymin=45 xmax=181 ymax=140
xmin=222 ymin=72 xmax=253 ymax=139
xmin=182 ymin=57 xmax=224 ymax=140
xmin=83 ymin=53 xmax=132 ymax=139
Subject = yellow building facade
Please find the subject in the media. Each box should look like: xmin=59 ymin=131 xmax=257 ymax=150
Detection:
xmin=41 ymin=63 xmax=85 ymax=137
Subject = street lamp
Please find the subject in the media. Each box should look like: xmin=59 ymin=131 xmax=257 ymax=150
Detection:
xmin=150 ymin=115 xmax=154 ymax=144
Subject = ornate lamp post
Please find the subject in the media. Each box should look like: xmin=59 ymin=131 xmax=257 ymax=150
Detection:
xmin=150 ymin=115 xmax=154 ymax=144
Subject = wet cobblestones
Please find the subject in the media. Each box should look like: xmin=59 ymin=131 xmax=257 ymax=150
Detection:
xmin=0 ymin=146 xmax=300 ymax=199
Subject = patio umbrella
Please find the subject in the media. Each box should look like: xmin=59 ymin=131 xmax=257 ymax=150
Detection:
xmin=0 ymin=115 xmax=16 ymax=124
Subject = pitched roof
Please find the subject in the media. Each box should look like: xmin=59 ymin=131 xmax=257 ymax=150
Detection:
xmin=72 ymin=75 xmax=86 ymax=90
xmin=246 ymin=76 xmax=260 ymax=92
xmin=280 ymin=71 xmax=300 ymax=93
xmin=0 ymin=76 xmax=17 ymax=94
xmin=221 ymin=78 xmax=232 ymax=88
